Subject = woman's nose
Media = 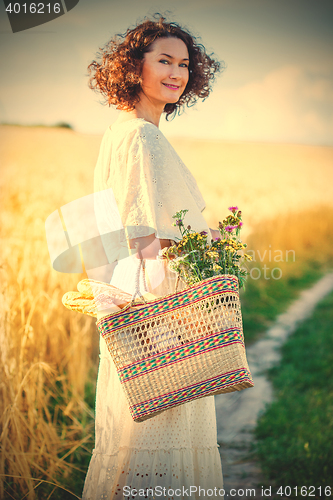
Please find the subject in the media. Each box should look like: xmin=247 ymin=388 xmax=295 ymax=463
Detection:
xmin=169 ymin=64 xmax=181 ymax=79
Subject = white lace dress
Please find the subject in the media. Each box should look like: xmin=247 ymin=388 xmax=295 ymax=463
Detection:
xmin=82 ymin=119 xmax=224 ymax=500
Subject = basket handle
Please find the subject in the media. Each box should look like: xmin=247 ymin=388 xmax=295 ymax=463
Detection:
xmin=169 ymin=239 xmax=181 ymax=294
xmin=129 ymin=242 xmax=182 ymax=308
xmin=175 ymin=274 xmax=181 ymax=293
xmin=128 ymin=243 xmax=149 ymax=308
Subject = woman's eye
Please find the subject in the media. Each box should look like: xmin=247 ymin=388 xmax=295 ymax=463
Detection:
xmin=159 ymin=60 xmax=188 ymax=68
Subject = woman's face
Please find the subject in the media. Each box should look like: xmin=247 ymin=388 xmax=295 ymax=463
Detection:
xmin=139 ymin=37 xmax=189 ymax=107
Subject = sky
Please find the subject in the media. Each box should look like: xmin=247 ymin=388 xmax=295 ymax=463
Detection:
xmin=0 ymin=0 xmax=332 ymax=145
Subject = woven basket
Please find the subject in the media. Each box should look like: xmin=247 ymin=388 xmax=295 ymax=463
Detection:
xmin=97 ymin=260 xmax=254 ymax=422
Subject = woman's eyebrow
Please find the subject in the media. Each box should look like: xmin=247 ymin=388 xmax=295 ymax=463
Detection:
xmin=159 ymin=53 xmax=189 ymax=61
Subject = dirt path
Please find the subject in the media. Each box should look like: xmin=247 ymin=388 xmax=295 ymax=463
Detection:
xmin=215 ymin=272 xmax=333 ymax=499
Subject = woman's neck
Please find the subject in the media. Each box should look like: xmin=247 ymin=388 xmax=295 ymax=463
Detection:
xmin=115 ymin=93 xmax=165 ymax=128
xmin=133 ymin=97 xmax=163 ymax=128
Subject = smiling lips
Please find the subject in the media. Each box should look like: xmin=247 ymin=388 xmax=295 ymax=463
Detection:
xmin=162 ymin=83 xmax=180 ymax=90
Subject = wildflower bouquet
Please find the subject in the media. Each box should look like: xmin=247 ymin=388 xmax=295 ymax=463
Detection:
xmin=159 ymin=206 xmax=252 ymax=290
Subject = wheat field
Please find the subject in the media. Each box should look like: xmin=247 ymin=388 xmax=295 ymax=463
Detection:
xmin=169 ymin=136 xmax=333 ymax=233
xmin=0 ymin=125 xmax=332 ymax=499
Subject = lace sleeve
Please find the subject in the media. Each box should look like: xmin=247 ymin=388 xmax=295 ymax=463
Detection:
xmin=113 ymin=122 xmax=210 ymax=241
xmin=114 ymin=123 xmax=208 ymax=240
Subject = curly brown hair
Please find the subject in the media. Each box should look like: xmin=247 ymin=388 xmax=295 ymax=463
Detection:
xmin=87 ymin=14 xmax=223 ymax=119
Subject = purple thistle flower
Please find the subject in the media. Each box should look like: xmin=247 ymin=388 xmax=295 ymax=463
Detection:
xmin=200 ymin=231 xmax=208 ymax=236
xmin=228 ymin=206 xmax=238 ymax=214
xmin=238 ymin=222 xmax=243 ymax=228
xmin=225 ymin=225 xmax=234 ymax=233
xmin=176 ymin=219 xmax=183 ymax=226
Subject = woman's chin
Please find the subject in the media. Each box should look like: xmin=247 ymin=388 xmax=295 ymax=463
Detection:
xmin=164 ymin=96 xmax=181 ymax=105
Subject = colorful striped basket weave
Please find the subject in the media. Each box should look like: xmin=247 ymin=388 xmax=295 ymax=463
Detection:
xmin=97 ymin=261 xmax=254 ymax=422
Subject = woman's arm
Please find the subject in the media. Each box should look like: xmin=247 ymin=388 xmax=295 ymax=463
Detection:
xmin=130 ymin=229 xmax=219 ymax=260
xmin=129 ymin=234 xmax=174 ymax=260
xmin=209 ymin=228 xmax=221 ymax=241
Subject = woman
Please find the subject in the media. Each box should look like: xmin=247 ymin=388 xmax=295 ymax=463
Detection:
xmin=83 ymin=15 xmax=223 ymax=499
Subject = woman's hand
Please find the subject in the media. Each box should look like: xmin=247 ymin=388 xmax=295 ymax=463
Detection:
xmin=128 ymin=234 xmax=172 ymax=260
xmin=209 ymin=228 xmax=221 ymax=241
